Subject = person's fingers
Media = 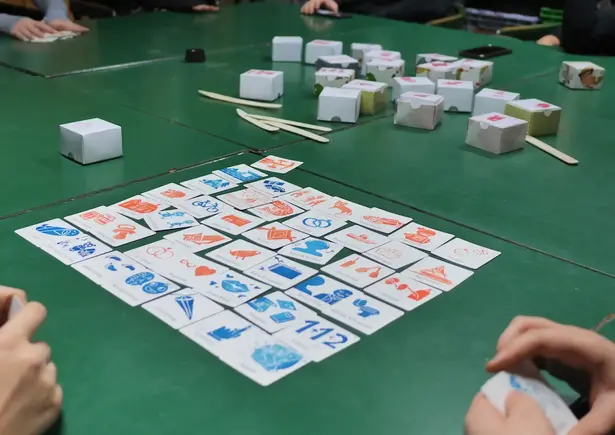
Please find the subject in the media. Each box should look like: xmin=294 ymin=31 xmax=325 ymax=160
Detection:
xmin=569 ymin=396 xmax=615 ymax=435
xmin=0 ymin=286 xmax=26 ymax=302
xmin=42 ymin=362 xmax=58 ymax=387
xmin=464 ymin=393 xmax=504 ymax=433
xmin=193 ymin=5 xmax=219 ymax=12
xmin=497 ymin=316 xmax=558 ymax=351
xmin=304 ymin=2 xmax=313 ymax=14
xmin=324 ymin=0 xmax=339 ymax=12
xmin=506 ymin=391 xmax=555 ymax=433
xmin=488 ymin=327 xmax=610 ymax=373
xmin=34 ymin=21 xmax=56 ymax=34
xmin=20 ymin=28 xmax=37 ymax=41
xmin=1 ymin=302 xmax=47 ymax=341
xmin=27 ymin=24 xmax=46 ymax=39
xmin=29 ymin=342 xmax=51 ymax=366
xmin=13 ymin=30 xmax=28 ymax=41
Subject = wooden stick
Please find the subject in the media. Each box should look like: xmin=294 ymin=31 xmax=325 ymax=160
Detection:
xmin=198 ymin=91 xmax=282 ymax=109
xmin=247 ymin=114 xmax=332 ymax=132
xmin=263 ymin=121 xmax=330 ymax=143
xmin=236 ymin=109 xmax=279 ymax=132
xmin=525 ymin=135 xmax=579 ymax=165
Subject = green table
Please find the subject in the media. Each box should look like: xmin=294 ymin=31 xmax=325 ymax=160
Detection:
xmin=4 ymin=154 xmax=612 ymax=435
xmin=0 ymin=75 xmax=244 ymax=218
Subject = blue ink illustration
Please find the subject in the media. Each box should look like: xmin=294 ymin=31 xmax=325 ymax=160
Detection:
xmin=353 ymin=299 xmax=380 ymax=318
xmin=35 ymin=224 xmax=80 ymax=237
xmin=293 ymin=240 xmax=330 ymax=257
xmin=295 ymin=276 xmax=353 ymax=306
xmin=168 ymin=220 xmax=195 ymax=228
xmin=221 ymin=167 xmax=262 ymax=183
xmin=277 ymin=300 xmax=296 ymax=310
xmin=271 ymin=312 xmax=296 ymax=324
xmin=201 ymin=178 xmax=230 ymax=190
xmin=159 ymin=211 xmax=187 ymax=219
xmin=68 ymin=241 xmax=96 ymax=257
xmin=262 ymin=180 xmax=286 ymax=193
xmin=175 ymin=295 xmax=195 ymax=320
xmin=248 ymin=297 xmax=275 ymax=312
xmin=302 ymin=218 xmax=332 ymax=228
xmin=126 ymin=272 xmax=155 ymax=286
xmin=267 ymin=261 xmax=302 ymax=280
xmin=221 ymin=279 xmax=250 ymax=293
xmin=142 ymin=282 xmax=169 ymax=294
xmin=252 ymin=344 xmax=302 ymax=372
xmin=208 ymin=325 xmax=251 ymax=341
xmin=192 ymin=199 xmax=220 ymax=213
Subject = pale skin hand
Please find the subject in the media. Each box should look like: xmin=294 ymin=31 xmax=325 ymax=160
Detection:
xmin=537 ymin=35 xmax=560 ymax=46
xmin=10 ymin=18 xmax=56 ymax=41
xmin=465 ymin=391 xmax=555 ymax=435
xmin=0 ymin=302 xmax=63 ymax=435
xmin=489 ymin=316 xmax=615 ymax=435
xmin=301 ymin=0 xmax=339 ymax=15
xmin=193 ymin=4 xmax=219 ymax=12
xmin=47 ymin=19 xmax=89 ymax=33
xmin=0 ymin=286 xmax=26 ymax=324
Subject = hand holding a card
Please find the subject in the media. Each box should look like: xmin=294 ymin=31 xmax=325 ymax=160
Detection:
xmin=0 ymin=286 xmax=26 ymax=324
xmin=0 ymin=302 xmax=62 ymax=435
xmin=487 ymin=316 xmax=615 ymax=435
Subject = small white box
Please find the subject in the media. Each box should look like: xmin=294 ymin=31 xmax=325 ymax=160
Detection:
xmin=450 ymin=59 xmax=493 ymax=87
xmin=305 ymin=40 xmax=343 ymax=65
xmin=416 ymin=62 xmax=456 ymax=82
xmin=60 ymin=118 xmax=122 ymax=165
xmin=392 ymin=77 xmax=435 ymax=102
xmin=394 ymin=92 xmax=444 ymax=130
xmin=351 ymin=43 xmax=383 ymax=70
xmin=342 ymin=79 xmax=388 ymax=115
xmin=364 ymin=50 xmax=402 ymax=75
xmin=317 ymin=87 xmax=361 ymax=123
xmin=436 ymin=79 xmax=474 ymax=112
xmin=239 ymin=69 xmax=284 ymax=101
xmin=415 ymin=53 xmax=458 ymax=66
xmin=559 ymin=61 xmax=605 ymax=90
xmin=473 ymin=88 xmax=520 ymax=116
xmin=315 ymin=55 xmax=359 ymax=73
xmin=504 ymin=99 xmax=562 ymax=136
xmin=314 ymin=68 xmax=355 ymax=96
xmin=365 ymin=59 xmax=405 ymax=87
xmin=466 ymin=112 xmax=528 ymax=154
xmin=272 ymin=36 xmax=303 ymax=62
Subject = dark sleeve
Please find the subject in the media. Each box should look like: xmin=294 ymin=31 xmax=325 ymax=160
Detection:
xmin=562 ymin=0 xmax=615 ymax=55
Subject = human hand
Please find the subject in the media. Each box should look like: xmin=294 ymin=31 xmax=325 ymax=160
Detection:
xmin=0 ymin=286 xmax=26 ymax=325
xmin=10 ymin=18 xmax=56 ymax=41
xmin=193 ymin=4 xmax=219 ymax=12
xmin=465 ymin=390 xmax=555 ymax=435
xmin=537 ymin=35 xmax=560 ymax=46
xmin=301 ymin=0 xmax=339 ymax=15
xmin=489 ymin=316 xmax=615 ymax=435
xmin=47 ymin=19 xmax=89 ymax=33
xmin=0 ymin=302 xmax=62 ymax=435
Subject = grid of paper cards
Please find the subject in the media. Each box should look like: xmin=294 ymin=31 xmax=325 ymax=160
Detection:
xmin=14 ymin=157 xmax=500 ymax=386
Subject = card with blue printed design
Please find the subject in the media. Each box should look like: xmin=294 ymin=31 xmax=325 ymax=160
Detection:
xmin=172 ymin=195 xmax=233 ymax=219
xmin=275 ymin=315 xmax=360 ymax=362
xmin=201 ymin=270 xmax=271 ymax=307
xmin=245 ymin=256 xmax=318 ymax=290
xmin=285 ymin=274 xmax=361 ymax=312
xmin=278 ymin=238 xmax=343 ymax=265
xmin=16 ymin=218 xmax=112 ymax=265
xmin=144 ymin=208 xmax=199 ymax=232
xmin=283 ymin=211 xmax=348 ymax=237
xmin=234 ymin=291 xmax=316 ymax=333
xmin=142 ymin=289 xmax=223 ymax=329
xmin=245 ymin=177 xmax=302 ymax=197
xmin=213 ymin=164 xmax=267 ymax=184
xmin=181 ymin=174 xmax=238 ymax=195
xmin=72 ymin=251 xmax=180 ymax=306
xmin=326 ymin=292 xmax=404 ymax=335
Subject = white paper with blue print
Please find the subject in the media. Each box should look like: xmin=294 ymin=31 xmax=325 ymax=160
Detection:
xmin=278 ymin=237 xmax=343 ymax=265
xmin=201 ymin=270 xmax=271 ymax=308
xmin=285 ymin=275 xmax=361 ymax=312
xmin=234 ymin=291 xmax=316 ymax=333
xmin=181 ymin=173 xmax=238 ymax=195
xmin=245 ymin=256 xmax=318 ymax=290
xmin=245 ymin=177 xmax=302 ymax=197
xmin=326 ymin=292 xmax=404 ymax=335
xmin=142 ymin=289 xmax=223 ymax=329
xmin=213 ymin=164 xmax=267 ymax=184
xmin=143 ymin=208 xmax=199 ymax=232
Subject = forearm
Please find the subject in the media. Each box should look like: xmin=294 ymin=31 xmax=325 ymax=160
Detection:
xmin=0 ymin=14 xmax=21 ymax=34
xmin=34 ymin=0 xmax=68 ymax=21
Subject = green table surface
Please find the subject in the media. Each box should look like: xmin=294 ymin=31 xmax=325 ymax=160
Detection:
xmin=0 ymin=75 xmax=243 ymax=218
xmin=0 ymin=3 xmax=383 ymax=78
xmin=3 ymin=154 xmax=613 ymax=435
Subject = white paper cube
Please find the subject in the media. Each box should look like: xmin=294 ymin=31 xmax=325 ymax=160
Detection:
xmin=437 ymin=79 xmax=474 ymax=112
xmin=315 ymin=55 xmax=359 ymax=73
xmin=317 ymin=87 xmax=361 ymax=123
xmin=351 ymin=42 xmax=383 ymax=70
xmin=392 ymin=77 xmax=435 ymax=102
xmin=416 ymin=62 xmax=456 ymax=82
xmin=449 ymin=59 xmax=493 ymax=87
xmin=364 ymin=50 xmax=402 ymax=76
xmin=415 ymin=53 xmax=458 ymax=66
xmin=305 ymin=40 xmax=343 ymax=65
xmin=559 ymin=61 xmax=605 ymax=90
xmin=473 ymin=88 xmax=520 ymax=116
xmin=394 ymin=92 xmax=444 ymax=130
xmin=272 ymin=36 xmax=303 ymax=62
xmin=466 ymin=112 xmax=528 ymax=154
xmin=314 ymin=68 xmax=355 ymax=95
xmin=239 ymin=69 xmax=284 ymax=101
xmin=60 ymin=118 xmax=122 ymax=165
xmin=365 ymin=59 xmax=405 ymax=87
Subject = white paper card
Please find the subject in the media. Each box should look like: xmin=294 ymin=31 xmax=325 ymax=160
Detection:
xmin=364 ymin=241 xmax=428 ymax=269
xmin=405 ymin=257 xmax=473 ymax=291
xmin=205 ymin=240 xmax=276 ymax=271
xmin=326 ymin=292 xmax=404 ymax=335
xmin=278 ymin=238 xmax=343 ymax=265
xmin=142 ymin=289 xmax=224 ymax=329
xmin=365 ymin=274 xmax=441 ymax=311
xmin=202 ymin=210 xmax=265 ymax=236
xmin=390 ymin=222 xmax=454 ymax=252
xmin=251 ymin=156 xmax=304 ymax=174
xmin=432 ymin=238 xmax=501 ymax=269
xmin=326 ymin=225 xmax=389 ymax=253
xmin=285 ymin=274 xmax=360 ymax=311
xmin=180 ymin=174 xmax=238 ymax=195
xmin=284 ymin=211 xmax=348 ymax=237
xmin=201 ymin=270 xmax=271 ymax=307
xmin=245 ymin=177 xmax=302 ymax=197
xmin=245 ymin=256 xmax=318 ymax=290
xmin=163 ymin=225 xmax=231 ymax=252
xmin=242 ymin=223 xmax=308 ymax=250
xmin=234 ymin=291 xmax=316 ymax=333
xmin=321 ymin=255 xmax=394 ymax=288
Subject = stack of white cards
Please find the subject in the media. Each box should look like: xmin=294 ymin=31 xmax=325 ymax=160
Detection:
xmin=15 ymin=156 xmax=502 ymax=387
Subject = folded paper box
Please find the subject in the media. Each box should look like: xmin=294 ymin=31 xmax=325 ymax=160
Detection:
xmin=365 ymin=59 xmax=406 ymax=87
xmin=559 ymin=61 xmax=605 ymax=90
xmin=415 ymin=53 xmax=458 ymax=66
xmin=394 ymin=92 xmax=444 ymax=130
xmin=473 ymin=88 xmax=520 ymax=116
xmin=351 ymin=43 xmax=383 ymax=71
xmin=504 ymin=99 xmax=561 ymax=136
xmin=392 ymin=77 xmax=435 ymax=102
xmin=342 ymin=80 xmax=388 ymax=115
xmin=466 ymin=112 xmax=528 ymax=155
xmin=305 ymin=40 xmax=343 ymax=65
xmin=315 ymin=55 xmax=359 ymax=74
xmin=314 ymin=68 xmax=355 ymax=96
xmin=60 ymin=118 xmax=122 ymax=165
xmin=317 ymin=87 xmax=362 ymax=123
xmin=437 ymin=79 xmax=474 ymax=112
xmin=272 ymin=36 xmax=303 ymax=62
xmin=416 ymin=62 xmax=456 ymax=82
xmin=364 ymin=49 xmax=402 ymax=76
xmin=239 ymin=70 xmax=284 ymax=101
xmin=450 ymin=59 xmax=493 ymax=87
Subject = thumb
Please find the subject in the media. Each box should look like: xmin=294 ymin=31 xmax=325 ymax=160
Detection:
xmin=506 ymin=391 xmax=555 ymax=433
xmin=325 ymin=0 xmax=339 ymax=12
xmin=569 ymin=397 xmax=615 ymax=435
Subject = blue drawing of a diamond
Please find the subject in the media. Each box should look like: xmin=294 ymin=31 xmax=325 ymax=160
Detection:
xmin=252 ymin=344 xmax=302 ymax=372
xmin=277 ymin=300 xmax=296 ymax=310
xmin=176 ymin=295 xmax=195 ymax=320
